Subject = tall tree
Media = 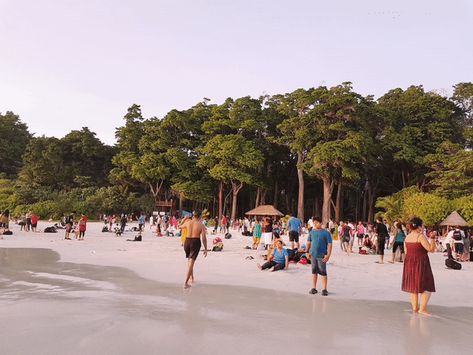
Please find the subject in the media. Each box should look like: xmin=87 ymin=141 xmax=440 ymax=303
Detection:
xmin=0 ymin=111 xmax=31 ymax=176
xmin=276 ymin=88 xmax=316 ymax=222
xmin=110 ymin=104 xmax=145 ymax=190
xmin=198 ymin=134 xmax=263 ymax=221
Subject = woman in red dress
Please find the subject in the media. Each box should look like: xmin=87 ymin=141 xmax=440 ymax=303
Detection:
xmin=402 ymin=217 xmax=436 ymax=315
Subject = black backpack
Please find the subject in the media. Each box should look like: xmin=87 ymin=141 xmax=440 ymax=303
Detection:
xmin=453 ymin=230 xmax=462 ymax=241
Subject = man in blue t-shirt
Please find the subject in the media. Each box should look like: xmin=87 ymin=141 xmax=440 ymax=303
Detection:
xmin=307 ymin=216 xmax=332 ymax=296
xmin=287 ymin=213 xmax=302 ymax=250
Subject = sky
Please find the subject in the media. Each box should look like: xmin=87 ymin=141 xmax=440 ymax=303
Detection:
xmin=1 ymin=0 xmax=472 ymax=144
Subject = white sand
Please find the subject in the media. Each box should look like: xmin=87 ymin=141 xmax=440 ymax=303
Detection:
xmin=1 ymin=221 xmax=471 ymax=306
xmin=1 ymin=221 xmax=473 ymax=355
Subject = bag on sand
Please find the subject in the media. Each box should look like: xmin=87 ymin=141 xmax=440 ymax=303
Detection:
xmin=224 ymin=233 xmax=232 ymax=239
xmin=445 ymin=258 xmax=462 ymax=270
xmin=212 ymin=244 xmax=223 ymax=252
xmin=43 ymin=226 xmax=57 ymax=233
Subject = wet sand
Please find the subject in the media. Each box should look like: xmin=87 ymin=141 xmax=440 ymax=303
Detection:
xmin=1 ymin=248 xmax=472 ymax=355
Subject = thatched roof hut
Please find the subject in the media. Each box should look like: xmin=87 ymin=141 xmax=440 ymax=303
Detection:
xmin=439 ymin=211 xmax=468 ymax=227
xmin=245 ymin=205 xmax=284 ymax=217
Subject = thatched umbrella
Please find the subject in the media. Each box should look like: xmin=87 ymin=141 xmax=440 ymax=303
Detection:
xmin=439 ymin=211 xmax=468 ymax=227
xmin=245 ymin=205 xmax=284 ymax=217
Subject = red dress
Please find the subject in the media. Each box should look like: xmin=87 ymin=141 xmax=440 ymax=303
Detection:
xmin=402 ymin=242 xmax=435 ymax=293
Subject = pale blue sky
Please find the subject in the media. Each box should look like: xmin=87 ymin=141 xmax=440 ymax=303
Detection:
xmin=1 ymin=0 xmax=472 ymax=144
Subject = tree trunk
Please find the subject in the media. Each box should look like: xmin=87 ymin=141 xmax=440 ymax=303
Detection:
xmin=273 ymin=179 xmax=279 ymax=208
xmin=367 ymin=180 xmax=377 ymax=224
xmin=218 ymin=181 xmax=223 ymax=221
xmin=178 ymin=193 xmax=184 ymax=216
xmin=335 ymin=182 xmax=343 ymax=222
xmin=255 ymin=187 xmax=261 ymax=208
xmin=230 ymin=181 xmax=243 ymax=222
xmin=322 ymin=176 xmax=332 ymax=225
xmin=296 ymin=152 xmax=305 ymax=222
xmin=260 ymin=189 xmax=267 ymax=205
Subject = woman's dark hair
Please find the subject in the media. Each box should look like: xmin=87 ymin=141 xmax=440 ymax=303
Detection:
xmin=409 ymin=217 xmax=423 ymax=229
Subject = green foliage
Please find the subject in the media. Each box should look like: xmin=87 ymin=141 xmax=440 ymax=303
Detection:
xmin=0 ymin=111 xmax=31 ymax=176
xmin=426 ymin=142 xmax=473 ymax=198
xmin=403 ymin=193 xmax=451 ymax=227
xmin=198 ymin=134 xmax=263 ymax=185
xmin=452 ymin=196 xmax=473 ymax=226
xmin=375 ymin=186 xmax=421 ymax=224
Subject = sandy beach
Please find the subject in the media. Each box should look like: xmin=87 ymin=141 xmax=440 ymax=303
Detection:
xmin=1 ymin=221 xmax=472 ymax=355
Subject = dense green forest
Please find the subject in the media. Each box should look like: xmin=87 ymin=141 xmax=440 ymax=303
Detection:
xmin=1 ymin=82 xmax=472 ymax=226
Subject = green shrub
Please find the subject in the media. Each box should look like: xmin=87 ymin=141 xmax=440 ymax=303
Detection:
xmin=403 ymin=193 xmax=451 ymax=227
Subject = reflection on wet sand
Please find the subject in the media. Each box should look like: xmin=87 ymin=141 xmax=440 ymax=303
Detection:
xmin=0 ymin=248 xmax=472 ymax=355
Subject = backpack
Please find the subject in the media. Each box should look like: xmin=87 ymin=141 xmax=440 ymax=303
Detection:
xmin=453 ymin=230 xmax=462 ymax=241
xmin=445 ymin=258 xmax=462 ymax=270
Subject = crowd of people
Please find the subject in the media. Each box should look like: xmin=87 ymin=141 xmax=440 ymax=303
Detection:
xmin=2 ymin=207 xmax=471 ymax=315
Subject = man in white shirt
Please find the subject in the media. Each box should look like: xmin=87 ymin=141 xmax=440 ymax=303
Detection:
xmin=447 ymin=227 xmax=465 ymax=261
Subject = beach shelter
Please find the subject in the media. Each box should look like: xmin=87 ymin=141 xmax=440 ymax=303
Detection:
xmin=439 ymin=211 xmax=468 ymax=227
xmin=245 ymin=205 xmax=284 ymax=217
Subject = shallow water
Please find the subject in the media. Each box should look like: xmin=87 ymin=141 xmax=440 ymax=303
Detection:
xmin=0 ymin=248 xmax=472 ymax=355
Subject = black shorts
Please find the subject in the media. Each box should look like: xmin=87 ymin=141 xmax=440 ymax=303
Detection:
xmin=31 ymin=223 xmax=38 ymax=228
xmin=184 ymin=238 xmax=202 ymax=260
xmin=392 ymin=241 xmax=404 ymax=254
xmin=357 ymin=233 xmax=364 ymax=239
xmin=289 ymin=230 xmax=299 ymax=242
xmin=377 ymin=237 xmax=386 ymax=255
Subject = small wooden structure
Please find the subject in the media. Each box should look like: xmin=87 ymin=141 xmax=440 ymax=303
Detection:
xmin=439 ymin=211 xmax=468 ymax=227
xmin=245 ymin=205 xmax=284 ymax=217
xmin=155 ymin=199 xmax=176 ymax=215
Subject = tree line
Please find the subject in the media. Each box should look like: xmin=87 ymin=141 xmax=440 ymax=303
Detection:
xmin=1 ymin=82 xmax=472 ymax=225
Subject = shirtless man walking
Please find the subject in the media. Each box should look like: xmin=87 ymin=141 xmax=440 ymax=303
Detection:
xmin=182 ymin=211 xmax=208 ymax=289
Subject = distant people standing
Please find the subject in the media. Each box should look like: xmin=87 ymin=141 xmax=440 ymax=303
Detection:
xmin=78 ymin=214 xmax=88 ymax=240
xmin=402 ymin=217 xmax=436 ymax=315
xmin=389 ymin=222 xmax=406 ymax=263
xmin=221 ymin=215 xmax=228 ymax=234
xmin=30 ymin=213 xmax=39 ymax=232
xmin=252 ymin=218 xmax=262 ymax=249
xmin=179 ymin=216 xmax=190 ymax=246
xmin=287 ymin=213 xmax=302 ymax=250
xmin=120 ymin=214 xmax=127 ymax=233
xmin=341 ymin=222 xmax=351 ymax=255
xmin=64 ymin=212 xmax=75 ymax=240
xmin=262 ymin=217 xmax=273 ymax=249
xmin=356 ymin=221 xmax=365 ymax=246
xmin=138 ymin=213 xmax=145 ymax=231
xmin=26 ymin=212 xmax=32 ymax=232
xmin=448 ymin=227 xmax=465 ymax=261
xmin=375 ymin=217 xmax=389 ymax=264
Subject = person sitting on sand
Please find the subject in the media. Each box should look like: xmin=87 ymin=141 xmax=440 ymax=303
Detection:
xmin=257 ymin=239 xmax=288 ymax=272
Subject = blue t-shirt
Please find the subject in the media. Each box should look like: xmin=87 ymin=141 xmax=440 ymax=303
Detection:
xmin=309 ymin=229 xmax=332 ymax=258
xmin=138 ymin=216 xmax=145 ymax=224
xmin=395 ymin=230 xmax=406 ymax=243
xmin=272 ymin=248 xmax=288 ymax=265
xmin=288 ymin=217 xmax=302 ymax=232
